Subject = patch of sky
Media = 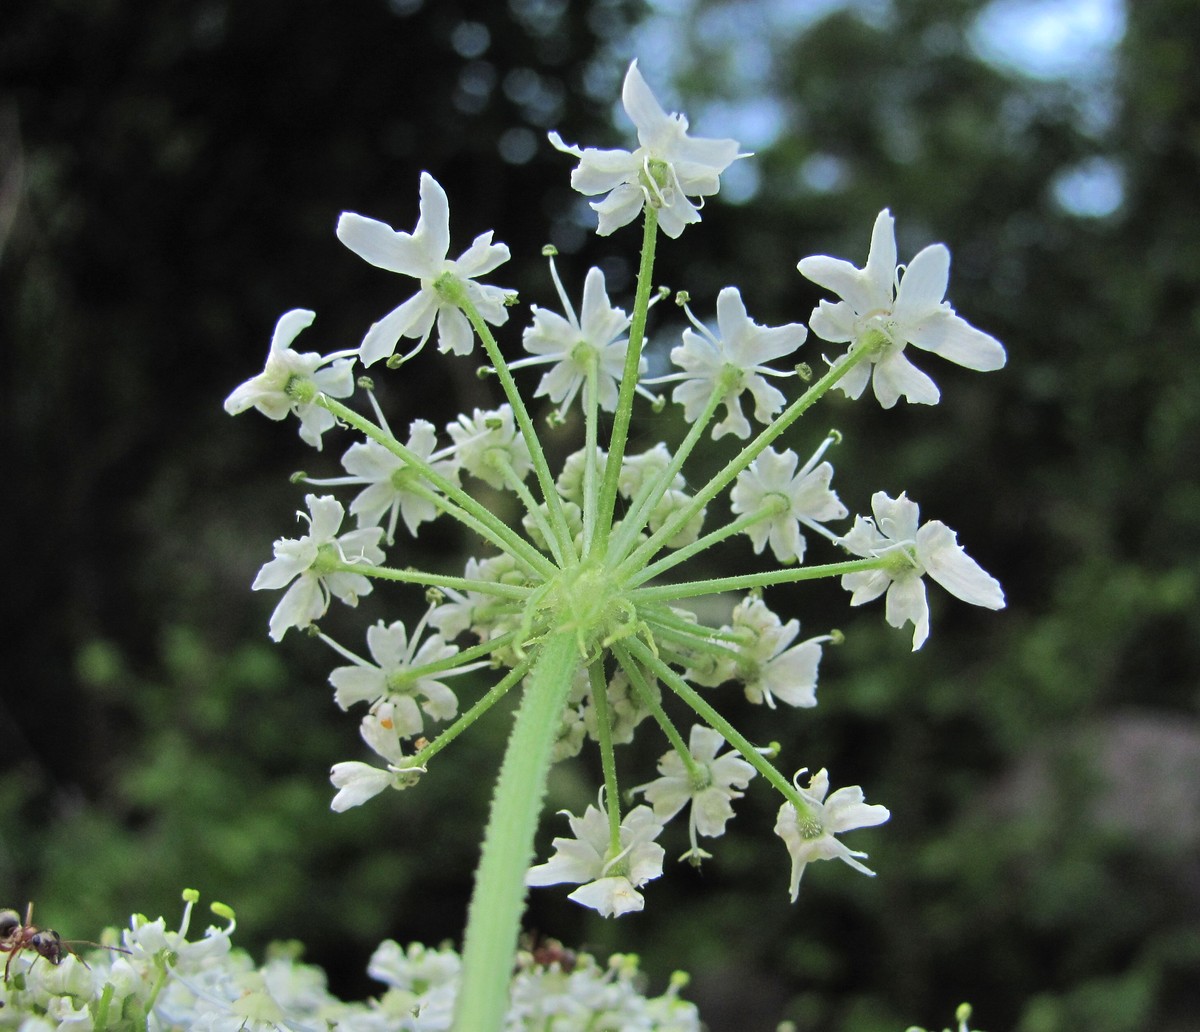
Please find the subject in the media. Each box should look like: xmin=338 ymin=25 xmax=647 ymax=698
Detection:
xmin=969 ymin=0 xmax=1125 ymax=79
xmin=1052 ymin=157 xmax=1124 ymax=218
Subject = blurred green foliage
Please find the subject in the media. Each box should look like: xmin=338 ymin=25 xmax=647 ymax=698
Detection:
xmin=2 ymin=1 xmax=1198 ymax=1031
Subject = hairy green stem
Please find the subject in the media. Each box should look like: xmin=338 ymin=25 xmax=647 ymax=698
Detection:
xmin=628 ymin=554 xmax=893 ymax=602
xmin=621 ymin=638 xmax=815 ymax=819
xmin=454 ymin=631 xmax=582 ymax=1032
xmin=316 ymin=394 xmax=555 ymax=577
xmin=595 ymin=207 xmax=659 ymax=552
xmin=446 ymin=280 xmax=578 ymax=567
xmin=620 ymin=346 xmax=872 ymax=573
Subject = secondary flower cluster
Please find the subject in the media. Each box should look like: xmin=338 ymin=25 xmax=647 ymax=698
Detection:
xmin=0 ymin=893 xmax=700 ymax=1031
xmin=225 ymin=59 xmax=1006 ymax=921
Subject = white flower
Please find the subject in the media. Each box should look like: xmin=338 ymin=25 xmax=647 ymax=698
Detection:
xmin=329 ymin=618 xmax=469 ymax=735
xmin=774 ymin=768 xmax=891 ymax=901
xmin=223 ymin=309 xmax=356 ymax=449
xmin=339 ymin=420 xmax=461 ymax=542
xmin=688 ymin=596 xmax=829 ymax=710
xmin=526 ymin=804 xmax=666 ymax=917
xmin=798 ymin=209 xmax=1006 ymax=407
xmin=514 ymin=264 xmax=635 ymax=415
xmin=252 ymin=494 xmax=384 ymax=641
xmin=446 ymin=405 xmax=532 ymax=491
xmin=328 ymin=759 xmax=424 ymax=813
xmin=667 ymin=287 xmax=807 ymax=439
xmin=337 ymin=172 xmax=513 ymax=365
xmin=637 ymin=725 xmax=756 ymax=861
xmin=367 ymin=941 xmax=461 ymax=992
xmin=549 ymin=60 xmax=742 ymax=238
xmin=329 ymin=707 xmax=426 ymax=812
xmin=839 ymin=490 xmax=1005 ymax=650
xmin=730 ymin=443 xmax=847 ymax=562
xmin=121 ymin=893 xmax=234 ymax=971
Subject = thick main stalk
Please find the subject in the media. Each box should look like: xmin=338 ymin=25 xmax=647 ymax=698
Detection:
xmin=453 ymin=630 xmax=582 ymax=1032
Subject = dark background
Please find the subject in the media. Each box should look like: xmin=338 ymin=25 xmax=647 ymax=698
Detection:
xmin=3 ymin=1 xmax=1198 ymax=1030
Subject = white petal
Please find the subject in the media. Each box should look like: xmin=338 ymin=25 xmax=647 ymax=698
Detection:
xmin=436 ymin=305 xmax=474 ymax=356
xmin=568 ymin=147 xmax=641 ymax=195
xmin=714 ymin=286 xmax=750 ymax=340
xmin=834 ymin=356 xmax=872 ymax=399
xmin=569 ymin=876 xmax=645 ymax=918
xmin=591 ymin=183 xmax=646 ymax=235
xmin=621 ymin=60 xmax=672 ymax=140
xmin=843 ymin=568 xmax=892 ymax=605
xmin=454 ymin=231 xmax=510 ymax=279
xmin=808 ymin=299 xmax=857 ymax=344
xmin=270 ymin=309 xmax=317 ymax=352
xmin=797 ymin=255 xmax=867 ymax=310
xmin=885 ymin=575 xmax=930 ymax=650
xmin=330 ymin=665 xmax=386 ymax=710
xmin=253 ymin=552 xmax=307 ymax=591
xmin=917 ymin=522 xmax=1005 ymax=609
xmin=307 ymin=494 xmax=346 ymax=539
xmin=872 ymin=351 xmax=941 ymax=408
xmin=862 ymin=209 xmax=897 ymax=302
xmin=415 ymin=172 xmax=451 ymax=266
xmin=329 ymin=762 xmax=391 ymax=811
xmin=892 ymin=243 xmax=949 ymax=319
xmin=872 ymin=491 xmax=920 ymax=542
xmin=337 ymin=212 xmax=428 ymax=275
xmin=906 ymin=310 xmax=1006 ymax=371
xmin=268 ymin=575 xmax=325 ymax=641
xmin=360 ymin=292 xmax=437 ymax=367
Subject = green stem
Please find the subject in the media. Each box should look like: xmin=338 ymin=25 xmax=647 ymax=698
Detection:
xmin=620 ymin=638 xmax=815 ymax=820
xmin=316 ymin=394 xmax=555 ymax=577
xmin=618 ymin=653 xmax=701 ymax=782
xmin=629 ymin=554 xmax=893 ymax=603
xmin=323 ymin=562 xmax=532 ymax=599
xmin=581 ymin=359 xmax=601 ymax=553
xmin=454 ymin=630 xmax=582 ymax=1032
xmin=587 ymin=661 xmax=623 ymax=849
xmin=492 ymin=454 xmax=567 ymax=567
xmin=445 ymin=280 xmax=578 ymax=567
xmin=414 ymin=658 xmax=530 ymax=765
xmin=595 ymin=207 xmax=659 ymax=552
xmin=608 ymin=380 xmax=725 ymax=564
xmin=620 ymin=346 xmax=872 ymax=572
xmin=630 ymin=506 xmax=781 ymax=587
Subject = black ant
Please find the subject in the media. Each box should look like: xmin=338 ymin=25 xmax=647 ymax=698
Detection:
xmin=0 ymin=903 xmax=127 ymax=982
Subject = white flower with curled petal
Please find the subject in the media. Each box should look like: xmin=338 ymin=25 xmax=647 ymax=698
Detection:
xmin=730 ymin=439 xmax=847 ymax=563
xmin=665 ymin=287 xmax=808 ymax=440
xmin=251 ymin=494 xmax=384 ymax=641
xmin=798 ymin=209 xmax=1006 ymax=407
xmin=526 ymin=803 xmax=666 ymax=918
xmin=549 ymin=60 xmax=743 ymax=238
xmin=511 ymin=264 xmax=635 ymax=415
xmin=223 ymin=310 xmax=356 ymax=449
xmin=774 ymin=768 xmax=891 ymax=901
xmin=839 ymin=490 xmax=1005 ymax=650
xmin=637 ymin=725 xmax=756 ymax=862
xmin=336 ymin=172 xmax=513 ymax=365
xmin=329 ymin=705 xmax=425 ymax=812
xmin=328 ymin=758 xmax=424 ymax=812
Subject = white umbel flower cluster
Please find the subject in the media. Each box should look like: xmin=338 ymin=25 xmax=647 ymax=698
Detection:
xmin=0 ymin=894 xmax=701 ymax=1031
xmin=224 ymin=57 xmax=1010 ymax=932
